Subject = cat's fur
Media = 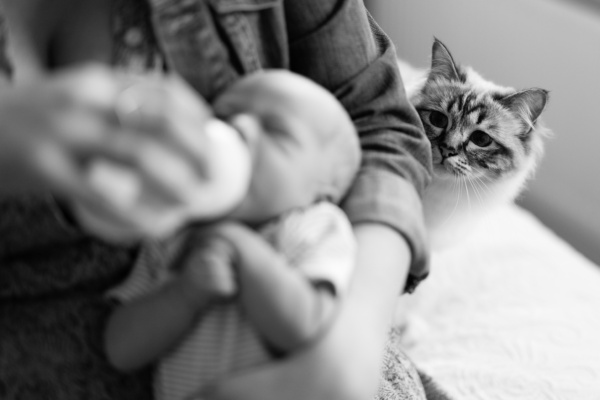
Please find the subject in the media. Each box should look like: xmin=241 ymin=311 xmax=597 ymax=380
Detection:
xmin=400 ymin=39 xmax=550 ymax=249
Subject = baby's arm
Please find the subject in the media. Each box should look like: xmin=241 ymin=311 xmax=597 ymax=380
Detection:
xmin=210 ymin=222 xmax=337 ymax=353
xmin=105 ymin=238 xmax=236 ymax=371
xmin=214 ymin=203 xmax=356 ymax=355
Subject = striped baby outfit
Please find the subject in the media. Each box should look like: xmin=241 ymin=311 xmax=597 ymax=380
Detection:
xmin=108 ymin=202 xmax=356 ymax=400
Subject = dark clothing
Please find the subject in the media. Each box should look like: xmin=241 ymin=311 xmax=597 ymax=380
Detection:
xmin=0 ymin=0 xmax=432 ymax=399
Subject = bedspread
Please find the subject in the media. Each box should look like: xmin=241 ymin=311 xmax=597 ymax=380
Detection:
xmin=397 ymin=204 xmax=600 ymax=400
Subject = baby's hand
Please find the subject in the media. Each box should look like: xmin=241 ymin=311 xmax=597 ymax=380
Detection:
xmin=176 ymin=232 xmax=238 ymax=309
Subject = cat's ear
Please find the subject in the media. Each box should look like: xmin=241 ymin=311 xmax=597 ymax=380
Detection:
xmin=499 ymin=88 xmax=549 ymax=128
xmin=429 ymin=38 xmax=462 ymax=83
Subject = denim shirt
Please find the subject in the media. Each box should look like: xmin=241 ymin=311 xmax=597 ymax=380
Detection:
xmin=148 ymin=0 xmax=432 ymax=287
xmin=0 ymin=0 xmax=432 ymax=287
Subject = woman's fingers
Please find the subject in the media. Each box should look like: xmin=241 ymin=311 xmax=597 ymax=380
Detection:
xmin=113 ymin=76 xmax=213 ymax=176
xmin=111 ymin=78 xmax=253 ymax=220
xmin=50 ymin=64 xmax=125 ymax=111
xmin=17 ymin=65 xmax=247 ymax=237
xmin=101 ymin=131 xmax=199 ymax=199
xmin=31 ymin=142 xmax=104 ymax=207
xmin=0 ymin=64 xmax=229 ymax=239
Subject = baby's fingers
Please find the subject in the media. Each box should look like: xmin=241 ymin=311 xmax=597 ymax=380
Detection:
xmin=180 ymin=238 xmax=238 ymax=299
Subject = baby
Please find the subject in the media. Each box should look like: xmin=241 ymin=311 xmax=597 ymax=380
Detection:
xmin=102 ymin=71 xmax=361 ymax=400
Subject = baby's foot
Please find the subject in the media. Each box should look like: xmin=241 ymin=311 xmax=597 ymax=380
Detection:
xmin=177 ymin=236 xmax=238 ymax=308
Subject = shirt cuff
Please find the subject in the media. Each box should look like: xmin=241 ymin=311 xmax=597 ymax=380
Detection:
xmin=341 ymin=168 xmax=430 ymax=293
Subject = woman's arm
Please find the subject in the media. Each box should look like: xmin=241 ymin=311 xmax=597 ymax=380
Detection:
xmin=285 ymin=0 xmax=432 ymax=290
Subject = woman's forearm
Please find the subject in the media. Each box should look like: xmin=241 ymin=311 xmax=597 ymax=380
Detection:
xmin=300 ymin=221 xmax=411 ymax=400
xmin=348 ymin=222 xmax=409 ymax=328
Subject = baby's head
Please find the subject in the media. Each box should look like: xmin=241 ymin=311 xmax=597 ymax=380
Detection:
xmin=214 ymin=70 xmax=360 ymax=224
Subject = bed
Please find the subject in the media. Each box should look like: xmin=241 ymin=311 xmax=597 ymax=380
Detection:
xmin=395 ymin=204 xmax=600 ymax=400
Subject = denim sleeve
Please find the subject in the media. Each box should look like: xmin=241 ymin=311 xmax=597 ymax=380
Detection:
xmin=0 ymin=11 xmax=12 ymax=79
xmin=284 ymin=0 xmax=433 ymax=292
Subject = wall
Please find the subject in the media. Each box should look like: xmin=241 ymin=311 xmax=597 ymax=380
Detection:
xmin=368 ymin=0 xmax=600 ymax=265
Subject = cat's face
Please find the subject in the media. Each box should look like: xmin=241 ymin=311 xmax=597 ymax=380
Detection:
xmin=412 ymin=39 xmax=548 ymax=182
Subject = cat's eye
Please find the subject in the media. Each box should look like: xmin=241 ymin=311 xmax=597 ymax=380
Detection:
xmin=428 ymin=111 xmax=448 ymax=129
xmin=469 ymin=130 xmax=493 ymax=147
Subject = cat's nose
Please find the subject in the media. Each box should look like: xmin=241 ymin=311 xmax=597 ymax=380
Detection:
xmin=439 ymin=146 xmax=458 ymax=159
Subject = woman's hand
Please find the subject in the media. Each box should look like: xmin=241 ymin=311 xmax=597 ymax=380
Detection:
xmin=200 ymin=223 xmax=411 ymax=400
xmin=72 ymin=73 xmax=253 ymax=242
xmin=0 ymin=64 xmax=128 ymax=198
xmin=0 ymin=63 xmax=251 ymax=242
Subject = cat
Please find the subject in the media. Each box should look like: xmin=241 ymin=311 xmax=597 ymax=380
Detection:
xmin=399 ymin=39 xmax=550 ymax=250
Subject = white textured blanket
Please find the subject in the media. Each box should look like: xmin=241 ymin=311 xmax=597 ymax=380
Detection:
xmin=397 ymin=204 xmax=600 ymax=400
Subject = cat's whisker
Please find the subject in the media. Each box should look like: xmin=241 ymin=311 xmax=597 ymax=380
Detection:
xmin=466 ymin=179 xmax=480 ymax=205
xmin=467 ymin=177 xmax=485 ymax=205
xmin=442 ymin=175 xmax=462 ymax=226
xmin=451 ymin=173 xmax=461 ymax=196
xmin=472 ymin=175 xmax=493 ymax=197
xmin=471 ymin=179 xmax=488 ymax=204
xmin=462 ymin=176 xmax=472 ymax=213
xmin=476 ymin=179 xmax=493 ymax=199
